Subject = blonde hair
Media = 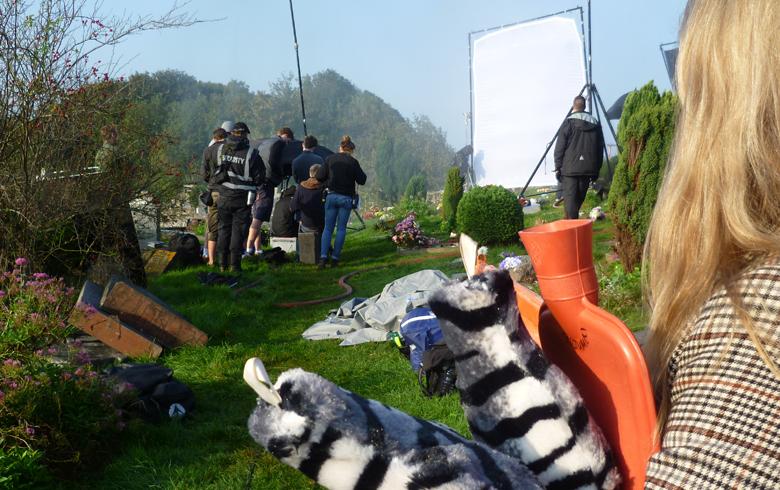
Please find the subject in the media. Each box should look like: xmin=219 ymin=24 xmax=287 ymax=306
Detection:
xmin=339 ymin=135 xmax=355 ymax=153
xmin=644 ymin=0 xmax=780 ymax=437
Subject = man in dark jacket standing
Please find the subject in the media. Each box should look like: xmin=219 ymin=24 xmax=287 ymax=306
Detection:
xmin=202 ymin=127 xmax=228 ymax=266
xmin=554 ymin=95 xmax=604 ymax=219
xmin=292 ymin=135 xmax=324 ymax=184
xmin=216 ymin=122 xmax=265 ymax=273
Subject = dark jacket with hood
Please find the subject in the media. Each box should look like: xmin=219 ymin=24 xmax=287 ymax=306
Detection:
xmin=554 ymin=111 xmax=604 ymax=177
xmin=202 ymin=140 xmax=226 ymax=191
xmin=291 ymin=178 xmax=325 ymax=232
xmin=217 ymin=135 xmax=265 ymax=205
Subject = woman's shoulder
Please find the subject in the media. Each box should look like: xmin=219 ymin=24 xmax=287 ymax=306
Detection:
xmin=677 ymin=257 xmax=780 ymax=360
xmin=326 ymin=153 xmax=358 ymax=164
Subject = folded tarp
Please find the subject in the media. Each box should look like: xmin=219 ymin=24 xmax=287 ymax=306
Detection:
xmin=302 ymin=269 xmax=450 ymax=346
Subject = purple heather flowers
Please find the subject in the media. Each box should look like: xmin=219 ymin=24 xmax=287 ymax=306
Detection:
xmin=391 ymin=212 xmax=438 ymax=248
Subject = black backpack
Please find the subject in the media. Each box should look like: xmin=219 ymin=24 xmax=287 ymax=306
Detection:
xmin=109 ymin=363 xmax=195 ymax=422
xmin=418 ymin=342 xmax=457 ymax=397
xmin=168 ymin=233 xmax=202 ymax=269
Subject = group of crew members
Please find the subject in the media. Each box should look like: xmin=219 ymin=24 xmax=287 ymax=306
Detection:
xmin=202 ymin=122 xmax=365 ymax=272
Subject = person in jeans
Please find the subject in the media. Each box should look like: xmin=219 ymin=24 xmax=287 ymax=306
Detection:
xmin=315 ymin=135 xmax=366 ymax=268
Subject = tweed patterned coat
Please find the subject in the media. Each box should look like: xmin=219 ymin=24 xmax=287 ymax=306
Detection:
xmin=645 ymin=261 xmax=780 ymax=489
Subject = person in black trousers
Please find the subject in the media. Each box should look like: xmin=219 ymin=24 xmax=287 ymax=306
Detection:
xmin=216 ymin=122 xmax=265 ymax=273
xmin=553 ymin=95 xmax=604 ymax=219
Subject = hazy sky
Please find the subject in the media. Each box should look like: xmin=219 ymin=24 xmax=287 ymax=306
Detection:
xmin=108 ymin=1 xmax=686 ymax=149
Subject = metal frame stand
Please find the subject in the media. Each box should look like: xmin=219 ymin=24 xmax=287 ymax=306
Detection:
xmin=515 ymin=1 xmax=620 ymax=199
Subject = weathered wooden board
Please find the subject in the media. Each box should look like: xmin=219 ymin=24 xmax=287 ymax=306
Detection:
xmin=99 ymin=277 xmax=208 ymax=348
xmin=69 ymin=281 xmax=163 ymax=358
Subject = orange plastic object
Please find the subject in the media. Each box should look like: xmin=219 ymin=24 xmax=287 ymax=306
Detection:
xmin=514 ymin=283 xmax=543 ymax=346
xmin=518 ymin=219 xmax=658 ymax=490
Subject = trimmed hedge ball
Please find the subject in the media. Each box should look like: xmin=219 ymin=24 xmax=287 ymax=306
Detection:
xmin=457 ymin=185 xmax=524 ymax=244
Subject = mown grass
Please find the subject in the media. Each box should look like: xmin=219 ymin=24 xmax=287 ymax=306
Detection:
xmin=61 ymin=192 xmax=643 ymax=489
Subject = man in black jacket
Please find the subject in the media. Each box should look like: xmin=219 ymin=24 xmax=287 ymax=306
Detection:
xmin=554 ymin=95 xmax=604 ymax=219
xmin=202 ymin=127 xmax=228 ymax=266
xmin=216 ymin=122 xmax=265 ymax=273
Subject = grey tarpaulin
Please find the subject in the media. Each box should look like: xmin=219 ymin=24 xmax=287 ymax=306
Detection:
xmin=302 ymin=269 xmax=450 ymax=346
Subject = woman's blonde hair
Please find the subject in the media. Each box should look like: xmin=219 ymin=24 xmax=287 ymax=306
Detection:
xmin=644 ymin=0 xmax=780 ymax=436
xmin=339 ymin=135 xmax=355 ymax=153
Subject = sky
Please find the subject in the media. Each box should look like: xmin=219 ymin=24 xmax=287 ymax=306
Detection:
xmin=107 ymin=0 xmax=686 ymax=149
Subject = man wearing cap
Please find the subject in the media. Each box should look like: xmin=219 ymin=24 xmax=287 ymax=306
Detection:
xmin=216 ymin=122 xmax=265 ymax=273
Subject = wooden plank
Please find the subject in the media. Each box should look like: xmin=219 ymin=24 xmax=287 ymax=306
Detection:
xmin=69 ymin=281 xmax=162 ymax=358
xmin=143 ymin=249 xmax=177 ymax=275
xmin=99 ymin=277 xmax=208 ymax=348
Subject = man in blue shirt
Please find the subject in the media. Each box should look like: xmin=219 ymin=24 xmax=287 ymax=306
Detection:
xmin=292 ymin=135 xmax=324 ymax=185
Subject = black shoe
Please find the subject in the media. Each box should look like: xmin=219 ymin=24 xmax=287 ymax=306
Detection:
xmin=330 ymin=259 xmax=339 ymax=268
xmin=317 ymin=259 xmax=328 ymax=270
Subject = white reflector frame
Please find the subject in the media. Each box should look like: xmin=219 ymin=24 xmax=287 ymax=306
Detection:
xmin=472 ymin=16 xmax=586 ymax=188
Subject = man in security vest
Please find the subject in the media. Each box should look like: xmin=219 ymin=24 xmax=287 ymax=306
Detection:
xmin=553 ymin=95 xmax=604 ymax=219
xmin=216 ymin=122 xmax=265 ymax=273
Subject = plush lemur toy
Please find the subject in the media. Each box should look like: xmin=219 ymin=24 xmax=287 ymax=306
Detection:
xmin=428 ymin=270 xmax=620 ymax=490
xmin=245 ymin=270 xmax=619 ymax=490
xmin=244 ymin=358 xmax=542 ymax=489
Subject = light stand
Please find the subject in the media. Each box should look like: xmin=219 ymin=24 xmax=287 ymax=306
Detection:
xmin=288 ymin=0 xmax=308 ymax=136
xmin=517 ymin=1 xmax=619 ymax=199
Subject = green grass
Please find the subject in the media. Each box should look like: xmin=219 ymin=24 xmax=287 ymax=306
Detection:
xmin=60 ymin=196 xmax=643 ymax=489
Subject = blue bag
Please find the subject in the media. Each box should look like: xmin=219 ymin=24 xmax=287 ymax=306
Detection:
xmin=400 ymin=307 xmax=443 ymax=372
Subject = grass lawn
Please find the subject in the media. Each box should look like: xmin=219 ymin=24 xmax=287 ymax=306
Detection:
xmin=61 ymin=193 xmax=643 ymax=489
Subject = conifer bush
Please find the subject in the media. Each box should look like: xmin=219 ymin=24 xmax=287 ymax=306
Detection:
xmin=403 ymin=175 xmax=428 ymax=202
xmin=440 ymin=167 xmax=464 ymax=233
xmin=607 ymin=82 xmax=678 ymax=270
xmin=456 ymin=185 xmax=524 ymax=244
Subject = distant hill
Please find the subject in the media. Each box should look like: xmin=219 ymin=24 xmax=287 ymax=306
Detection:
xmin=127 ymin=69 xmax=454 ymax=204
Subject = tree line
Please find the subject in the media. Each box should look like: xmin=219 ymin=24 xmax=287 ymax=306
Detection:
xmin=126 ymin=69 xmax=455 ymax=205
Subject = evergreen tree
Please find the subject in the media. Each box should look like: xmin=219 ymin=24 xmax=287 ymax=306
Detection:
xmin=440 ymin=167 xmax=464 ymax=233
xmin=607 ymin=81 xmax=678 ymax=270
xmin=403 ymin=175 xmax=427 ymax=201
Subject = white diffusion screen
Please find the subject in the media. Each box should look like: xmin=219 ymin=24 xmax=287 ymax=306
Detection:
xmin=472 ymin=17 xmax=586 ymax=188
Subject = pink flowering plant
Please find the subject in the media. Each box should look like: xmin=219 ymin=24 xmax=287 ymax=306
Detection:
xmin=0 ymin=351 xmax=131 ymax=483
xmin=0 ymin=258 xmax=76 ymax=360
xmin=0 ymin=259 xmax=130 ymax=483
xmin=391 ymin=212 xmax=439 ymax=249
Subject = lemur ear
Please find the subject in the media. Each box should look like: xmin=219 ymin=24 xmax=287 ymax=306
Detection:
xmin=243 ymin=358 xmax=282 ymax=406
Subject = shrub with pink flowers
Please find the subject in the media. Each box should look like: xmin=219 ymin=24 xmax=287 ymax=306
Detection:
xmin=391 ymin=212 xmax=439 ymax=249
xmin=0 ymin=258 xmax=76 ymax=359
xmin=0 ymin=353 xmax=131 ymax=485
xmin=0 ymin=259 xmax=130 ymax=485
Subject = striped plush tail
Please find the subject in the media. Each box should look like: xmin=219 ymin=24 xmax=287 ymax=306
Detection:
xmin=429 ymin=270 xmax=620 ymax=490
